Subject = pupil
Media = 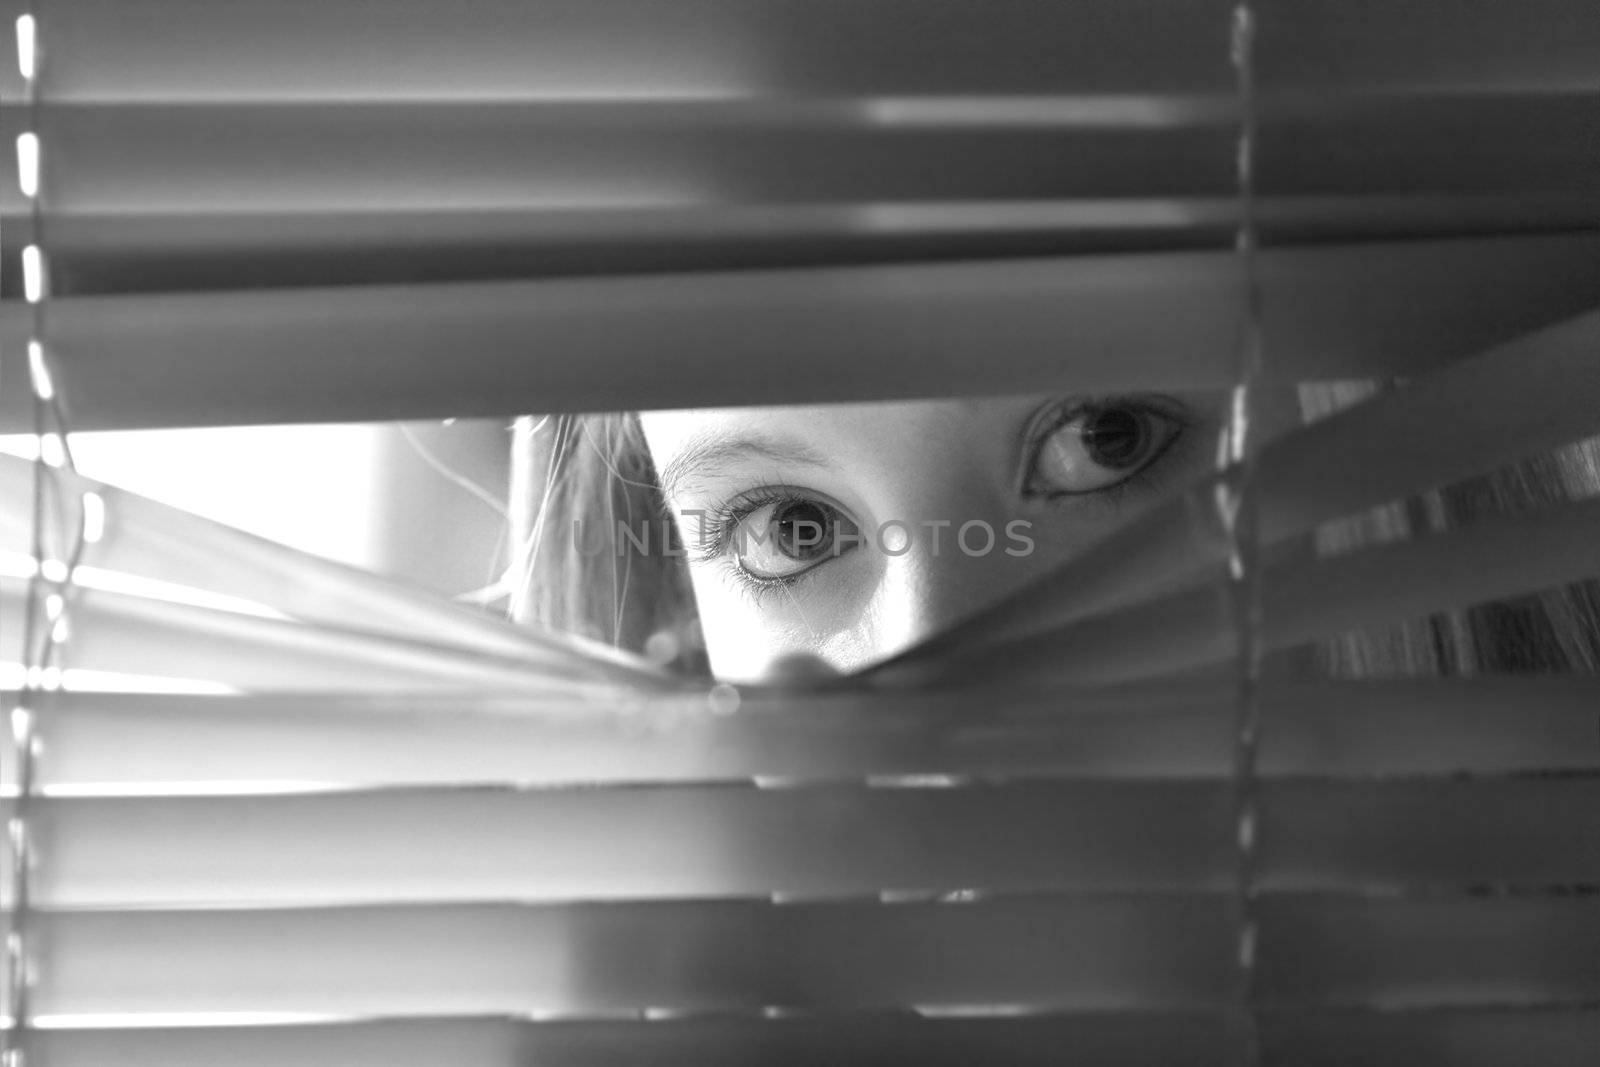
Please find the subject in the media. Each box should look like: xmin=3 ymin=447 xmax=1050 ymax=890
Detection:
xmin=1082 ymin=408 xmax=1147 ymax=468
xmin=775 ymin=501 xmax=832 ymax=559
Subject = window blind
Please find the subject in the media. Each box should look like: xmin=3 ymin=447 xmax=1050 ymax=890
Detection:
xmin=3 ymin=2 xmax=1599 ymax=1066
xmin=2 ymin=0 xmax=1598 ymax=428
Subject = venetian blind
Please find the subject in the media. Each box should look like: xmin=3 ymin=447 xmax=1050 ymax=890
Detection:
xmin=2 ymin=1 xmax=1599 ymax=1065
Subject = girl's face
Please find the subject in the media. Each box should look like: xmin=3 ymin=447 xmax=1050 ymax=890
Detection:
xmin=641 ymin=393 xmax=1226 ymax=680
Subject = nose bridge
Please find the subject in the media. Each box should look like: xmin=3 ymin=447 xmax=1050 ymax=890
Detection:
xmin=869 ymin=512 xmax=1035 ymax=654
xmin=853 ymin=424 xmax=1037 ymax=659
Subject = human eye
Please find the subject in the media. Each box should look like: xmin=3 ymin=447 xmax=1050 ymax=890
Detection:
xmin=694 ymin=486 xmax=862 ymax=587
xmin=1021 ymin=396 xmax=1188 ymax=498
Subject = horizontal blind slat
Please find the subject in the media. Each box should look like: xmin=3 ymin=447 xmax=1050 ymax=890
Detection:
xmin=930 ymin=495 xmax=1600 ymax=686
xmin=0 ymin=0 xmax=1236 ymax=104
xmin=3 ymin=96 xmax=1589 ymax=220
xmin=18 ymin=897 xmax=1238 ymax=1017
xmin=3 ymin=233 xmax=1593 ymax=430
xmin=9 ymin=785 xmax=1239 ymax=905
xmin=9 ymin=897 xmax=1594 ymax=1017
xmin=889 ymin=307 xmax=1600 ymax=663
xmin=1261 ymin=780 xmax=1600 ymax=891
xmin=20 ymin=1012 xmax=1233 ymax=1067
xmin=1265 ymin=495 xmax=1600 ymax=651
xmin=1256 ymin=0 xmax=1600 ymax=93
xmin=1260 ymin=1006 xmax=1600 ymax=1067
xmin=0 ymin=577 xmax=638 ymax=694
xmin=1259 ymin=896 xmax=1600 ymax=1008
xmin=0 ymin=455 xmax=662 ymax=683
xmin=4 ymin=0 xmax=1592 ymax=103
xmin=5 ymin=196 xmax=1597 ymax=301
xmin=5 ymin=779 xmax=1594 ymax=907
xmin=1 ymin=103 xmax=1238 ymax=215
xmin=9 ymin=678 xmax=1598 ymax=790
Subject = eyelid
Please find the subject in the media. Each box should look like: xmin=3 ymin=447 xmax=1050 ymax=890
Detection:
xmin=689 ymin=484 xmax=859 ymax=589
xmin=1017 ymin=395 xmax=1190 ymax=499
xmin=686 ymin=483 xmax=786 ymax=563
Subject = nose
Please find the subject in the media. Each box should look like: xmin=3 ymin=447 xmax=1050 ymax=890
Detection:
xmin=864 ymin=519 xmax=1045 ymax=660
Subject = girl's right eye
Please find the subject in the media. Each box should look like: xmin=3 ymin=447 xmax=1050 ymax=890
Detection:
xmin=730 ymin=497 xmax=860 ymax=581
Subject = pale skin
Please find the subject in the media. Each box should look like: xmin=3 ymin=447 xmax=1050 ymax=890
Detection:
xmin=641 ymin=393 xmax=1227 ymax=681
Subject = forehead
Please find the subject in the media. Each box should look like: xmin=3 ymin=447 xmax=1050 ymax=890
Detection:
xmin=639 ymin=397 xmax=1020 ymax=460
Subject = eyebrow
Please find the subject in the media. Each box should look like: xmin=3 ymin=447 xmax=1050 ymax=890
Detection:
xmin=657 ymin=428 xmax=833 ymax=502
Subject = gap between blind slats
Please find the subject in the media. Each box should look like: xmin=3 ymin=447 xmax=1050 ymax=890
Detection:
xmin=17 ymin=1008 xmax=1600 ymax=1067
xmin=0 ymin=0 xmax=1591 ymax=103
xmin=4 ymin=197 xmax=1598 ymax=302
xmin=5 ymin=678 xmax=1597 ymax=789
xmin=1 ymin=779 xmax=1593 ymax=907
xmin=1 ymin=233 xmax=1593 ymax=431
xmin=893 ymin=307 xmax=1600 ymax=661
xmin=3 ymin=897 xmax=1595 ymax=1017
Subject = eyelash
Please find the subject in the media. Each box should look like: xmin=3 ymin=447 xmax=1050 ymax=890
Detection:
xmin=1019 ymin=395 xmax=1190 ymax=507
xmin=688 ymin=484 xmax=819 ymax=601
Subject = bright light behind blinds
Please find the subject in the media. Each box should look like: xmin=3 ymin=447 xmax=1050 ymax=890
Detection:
xmin=0 ymin=427 xmax=383 ymax=568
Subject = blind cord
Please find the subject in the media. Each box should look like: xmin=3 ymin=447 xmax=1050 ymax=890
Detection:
xmin=1225 ymin=5 xmax=1268 ymax=1066
xmin=7 ymin=5 xmax=96 ymax=1061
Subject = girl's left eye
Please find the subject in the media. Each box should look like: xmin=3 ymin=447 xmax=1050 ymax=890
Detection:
xmin=1025 ymin=402 xmax=1184 ymax=496
xmin=731 ymin=497 xmax=859 ymax=581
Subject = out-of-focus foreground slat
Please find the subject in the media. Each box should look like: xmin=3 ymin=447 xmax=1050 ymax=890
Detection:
xmin=3 ymin=0 xmax=1598 ymax=1064
xmin=1 ymin=233 xmax=1595 ymax=429
xmin=5 ymin=678 xmax=1598 ymax=790
xmin=7 ymin=897 xmax=1598 ymax=1017
xmin=0 ymin=777 xmax=1595 ymax=906
xmin=17 ymin=1009 xmax=1600 ymax=1067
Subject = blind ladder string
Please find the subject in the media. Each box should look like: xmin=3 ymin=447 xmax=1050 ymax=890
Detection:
xmin=7 ymin=7 xmax=92 ymax=1062
xmin=1223 ymin=5 xmax=1267 ymax=1066
xmin=6 ymin=9 xmax=46 ymax=1060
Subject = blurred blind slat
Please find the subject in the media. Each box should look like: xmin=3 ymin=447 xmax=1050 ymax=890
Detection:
xmin=914 ymin=496 xmax=1600 ymax=687
xmin=904 ymin=307 xmax=1600 ymax=654
xmin=8 ymin=897 xmax=1596 ymax=1017
xmin=23 ymin=1014 xmax=1237 ymax=1067
xmin=1 ymin=234 xmax=1596 ymax=430
xmin=1 ymin=779 xmax=1593 ymax=908
xmin=4 ymin=680 xmax=1598 ymax=791
xmin=3 ymin=0 xmax=1598 ymax=1064
xmin=0 ymin=575 xmax=651 ymax=694
xmin=22 ymin=1010 xmax=1600 ymax=1067
xmin=18 ymin=897 xmax=1240 ymax=1016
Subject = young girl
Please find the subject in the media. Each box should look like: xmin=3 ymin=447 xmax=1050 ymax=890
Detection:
xmin=507 ymin=388 xmax=1600 ymax=682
